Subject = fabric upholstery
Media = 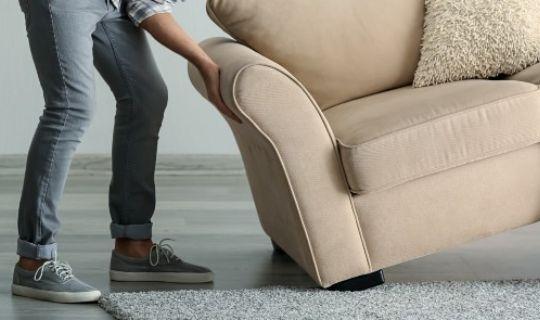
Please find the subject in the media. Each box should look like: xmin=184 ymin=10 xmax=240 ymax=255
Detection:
xmin=354 ymin=144 xmax=540 ymax=270
xmin=188 ymin=38 xmax=371 ymax=287
xmin=205 ymin=0 xmax=425 ymax=109
xmin=414 ymin=0 xmax=540 ymax=88
xmin=508 ymin=63 xmax=540 ymax=85
xmin=188 ymin=37 xmax=540 ymax=288
xmin=325 ymin=80 xmax=540 ymax=193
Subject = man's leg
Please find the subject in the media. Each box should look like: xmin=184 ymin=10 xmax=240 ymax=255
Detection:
xmin=92 ymin=6 xmax=213 ymax=283
xmin=92 ymin=8 xmax=167 ymax=253
xmin=17 ymin=0 xmax=105 ymax=263
xmin=13 ymin=0 xmax=106 ymax=303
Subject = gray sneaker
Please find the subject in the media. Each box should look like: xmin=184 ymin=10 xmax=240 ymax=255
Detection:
xmin=109 ymin=239 xmax=214 ymax=283
xmin=12 ymin=260 xmax=101 ymax=303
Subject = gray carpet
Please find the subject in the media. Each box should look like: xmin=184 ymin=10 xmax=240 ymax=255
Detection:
xmin=99 ymin=280 xmax=540 ymax=320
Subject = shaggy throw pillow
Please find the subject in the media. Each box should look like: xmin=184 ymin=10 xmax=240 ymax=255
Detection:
xmin=413 ymin=0 xmax=540 ymax=88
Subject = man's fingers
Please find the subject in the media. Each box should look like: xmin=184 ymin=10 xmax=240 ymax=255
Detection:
xmin=219 ymin=105 xmax=242 ymax=123
xmin=211 ymin=94 xmax=242 ymax=123
xmin=204 ymin=74 xmax=242 ymax=123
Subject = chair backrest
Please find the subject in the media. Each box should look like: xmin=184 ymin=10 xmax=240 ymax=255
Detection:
xmin=207 ymin=0 xmax=425 ymax=110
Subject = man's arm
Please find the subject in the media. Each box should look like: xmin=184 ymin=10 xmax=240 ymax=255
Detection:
xmin=140 ymin=13 xmax=241 ymax=123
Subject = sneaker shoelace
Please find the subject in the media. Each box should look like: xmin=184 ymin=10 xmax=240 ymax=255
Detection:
xmin=33 ymin=260 xmax=74 ymax=282
xmin=149 ymin=238 xmax=181 ymax=267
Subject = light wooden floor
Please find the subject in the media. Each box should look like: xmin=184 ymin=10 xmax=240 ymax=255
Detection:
xmin=2 ymin=156 xmax=540 ymax=319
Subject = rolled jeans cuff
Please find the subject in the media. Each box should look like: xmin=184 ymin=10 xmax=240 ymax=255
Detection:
xmin=17 ymin=238 xmax=58 ymax=260
xmin=110 ymin=222 xmax=153 ymax=240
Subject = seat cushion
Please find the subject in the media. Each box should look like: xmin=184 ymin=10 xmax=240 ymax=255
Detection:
xmin=507 ymin=63 xmax=540 ymax=85
xmin=324 ymin=80 xmax=540 ymax=193
xmin=206 ymin=0 xmax=425 ymax=109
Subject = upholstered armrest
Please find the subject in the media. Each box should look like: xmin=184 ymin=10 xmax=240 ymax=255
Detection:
xmin=188 ymin=38 xmax=372 ymax=287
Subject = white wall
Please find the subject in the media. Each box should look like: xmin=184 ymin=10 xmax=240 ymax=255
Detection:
xmin=0 ymin=1 xmax=239 ymax=155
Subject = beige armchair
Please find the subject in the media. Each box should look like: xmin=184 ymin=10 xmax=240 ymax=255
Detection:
xmin=188 ymin=0 xmax=540 ymax=290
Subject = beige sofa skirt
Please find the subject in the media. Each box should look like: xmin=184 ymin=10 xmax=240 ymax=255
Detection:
xmin=354 ymin=143 xmax=540 ymax=271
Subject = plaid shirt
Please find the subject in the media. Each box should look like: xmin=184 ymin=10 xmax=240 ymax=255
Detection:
xmin=111 ymin=0 xmax=178 ymax=26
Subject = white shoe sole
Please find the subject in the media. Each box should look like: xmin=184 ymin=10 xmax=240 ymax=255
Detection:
xmin=110 ymin=270 xmax=214 ymax=283
xmin=11 ymin=284 xmax=101 ymax=304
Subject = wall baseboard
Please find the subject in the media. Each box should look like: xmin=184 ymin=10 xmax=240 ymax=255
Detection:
xmin=0 ymin=154 xmax=245 ymax=176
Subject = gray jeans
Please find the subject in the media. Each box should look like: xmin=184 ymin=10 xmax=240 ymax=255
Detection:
xmin=17 ymin=0 xmax=168 ymax=260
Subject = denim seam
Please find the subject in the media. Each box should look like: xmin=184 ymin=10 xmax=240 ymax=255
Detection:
xmin=101 ymin=22 xmax=137 ymax=227
xmin=34 ymin=2 xmax=72 ymax=244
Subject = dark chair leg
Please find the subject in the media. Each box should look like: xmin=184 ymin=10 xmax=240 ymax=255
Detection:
xmin=271 ymin=240 xmax=287 ymax=255
xmin=327 ymin=270 xmax=385 ymax=291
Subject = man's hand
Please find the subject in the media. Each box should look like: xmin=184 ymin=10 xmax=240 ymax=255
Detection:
xmin=199 ymin=61 xmax=242 ymax=123
xmin=140 ymin=13 xmax=241 ymax=123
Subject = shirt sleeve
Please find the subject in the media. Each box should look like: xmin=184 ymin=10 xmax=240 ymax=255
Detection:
xmin=126 ymin=0 xmax=179 ymax=27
